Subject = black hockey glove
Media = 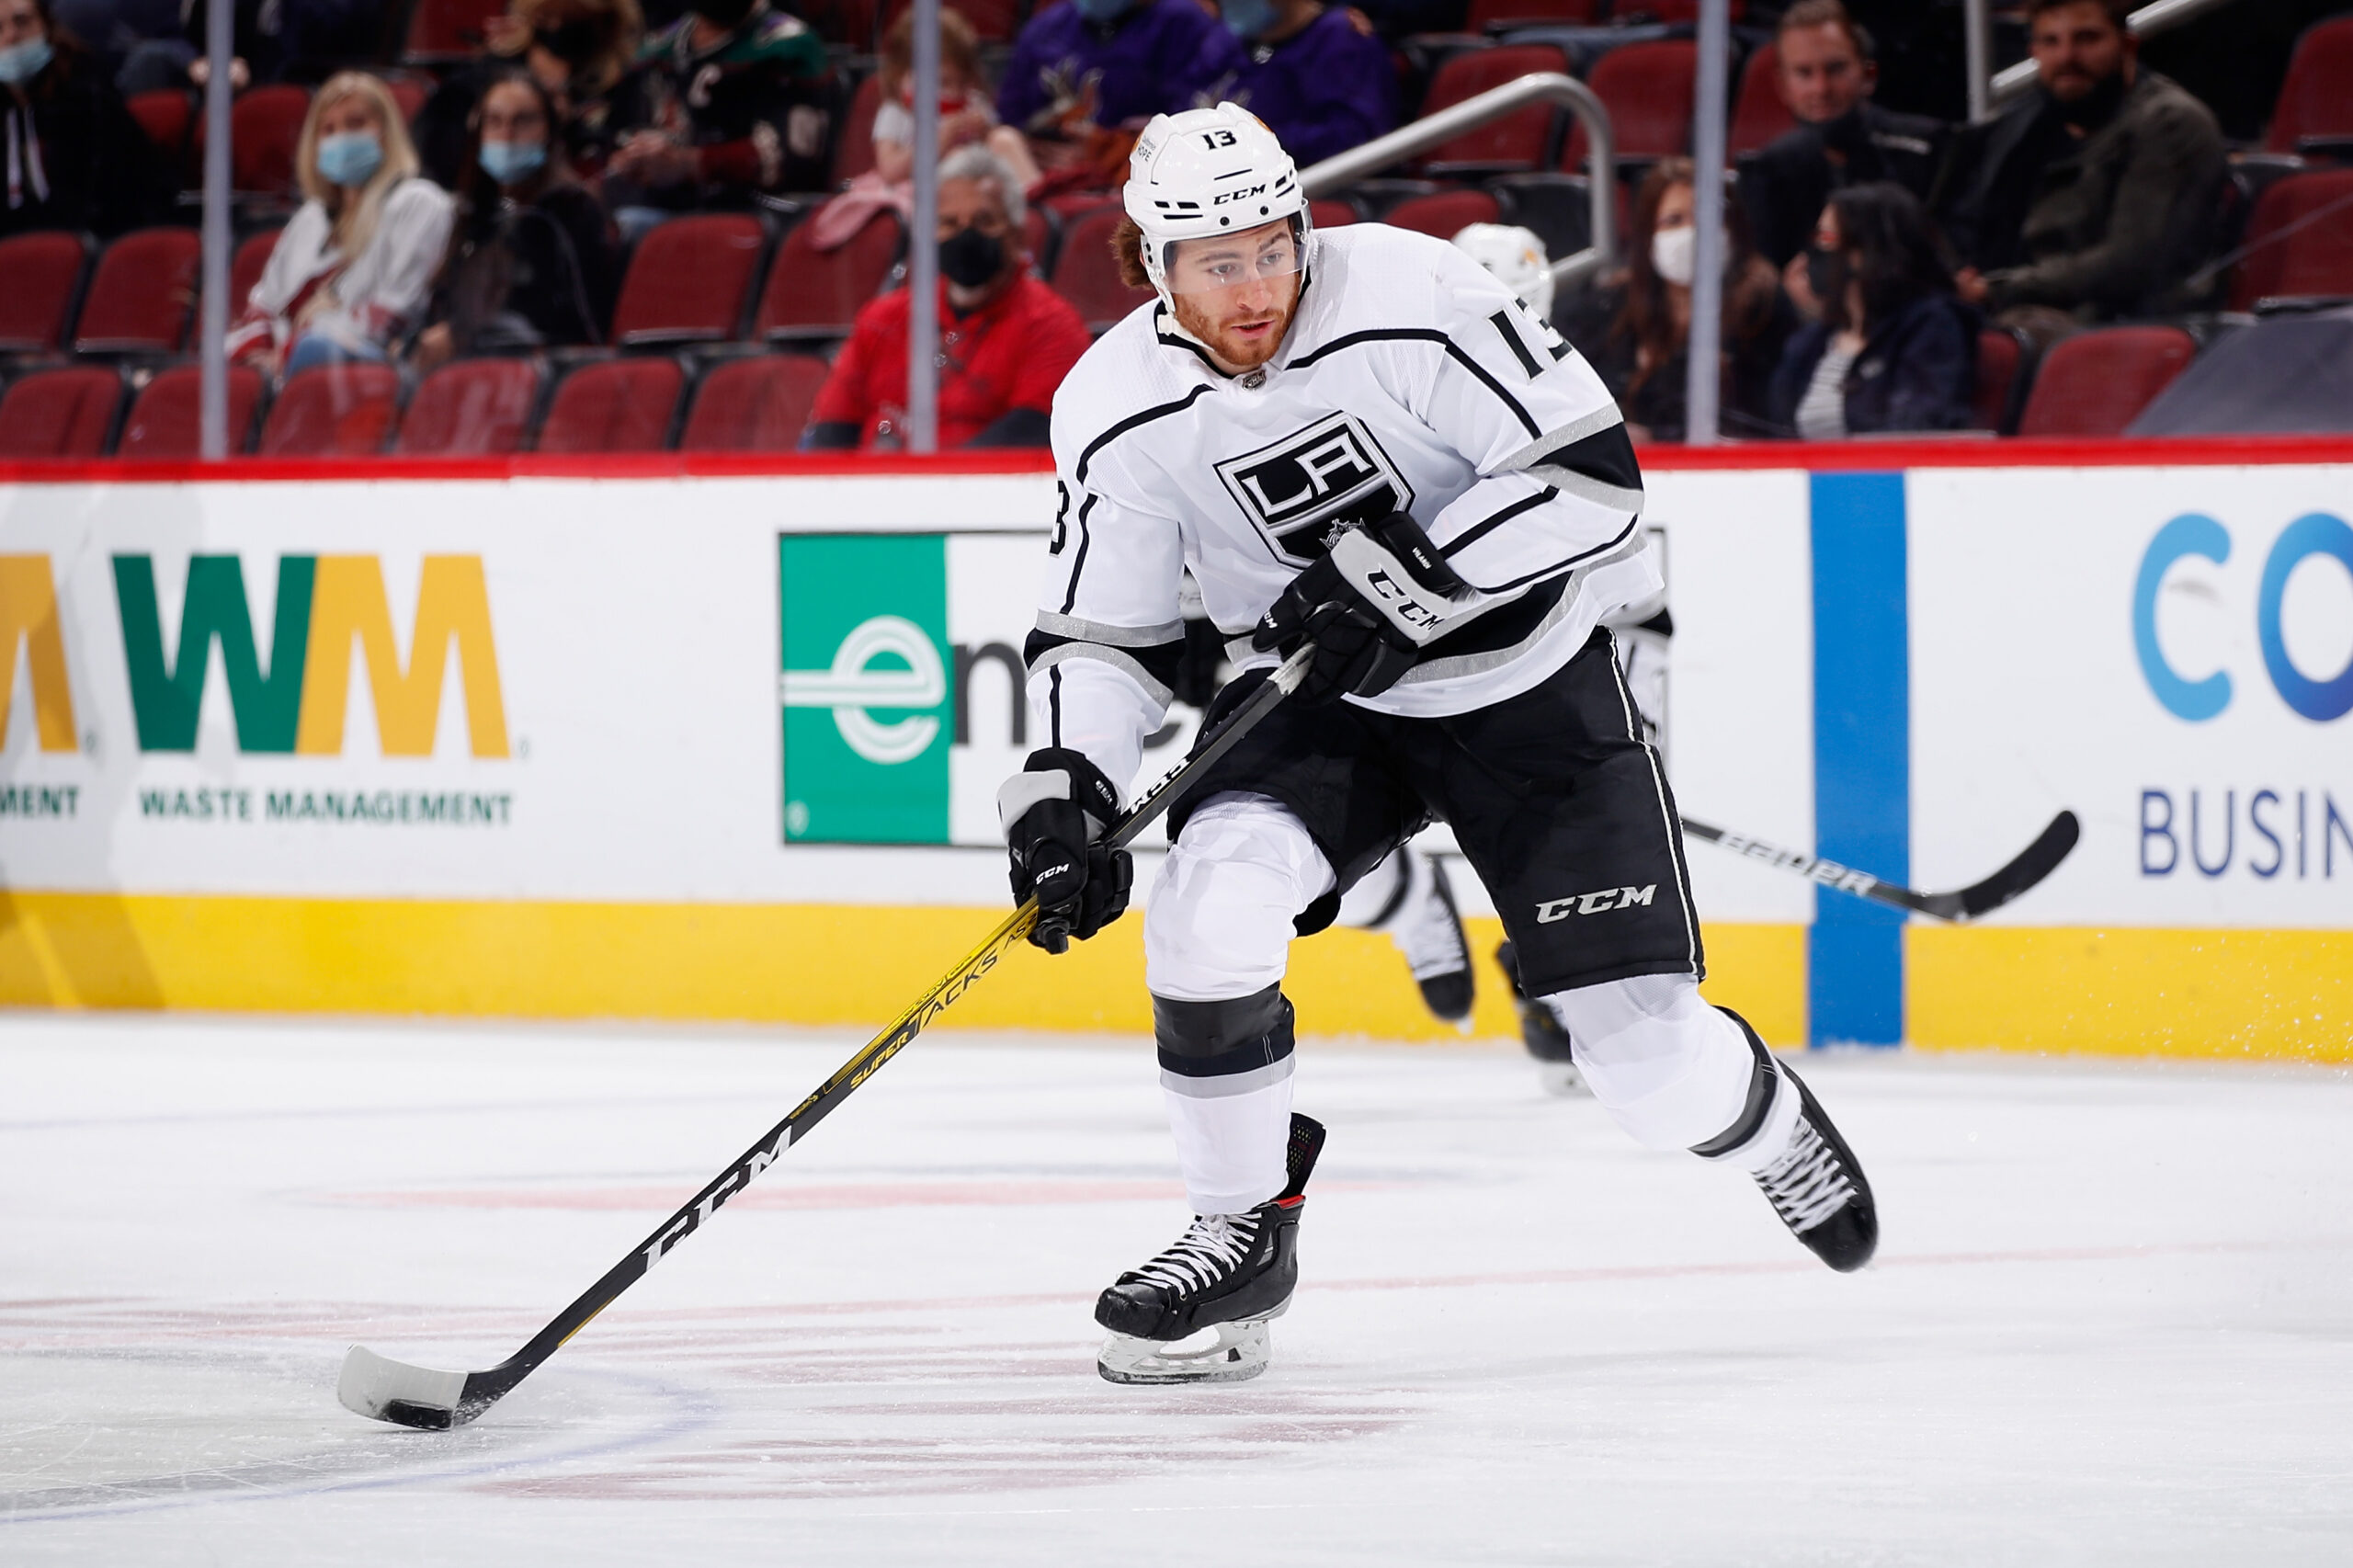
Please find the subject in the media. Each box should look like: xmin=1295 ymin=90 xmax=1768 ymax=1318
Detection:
xmin=1250 ymin=512 xmax=1476 ymax=705
xmin=997 ymin=747 xmax=1134 ymax=954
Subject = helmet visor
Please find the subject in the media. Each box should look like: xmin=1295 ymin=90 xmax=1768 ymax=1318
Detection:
xmin=1160 ymin=215 xmax=1307 ymax=300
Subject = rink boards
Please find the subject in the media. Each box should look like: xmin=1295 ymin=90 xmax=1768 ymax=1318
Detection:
xmin=0 ymin=442 xmax=2346 ymax=1060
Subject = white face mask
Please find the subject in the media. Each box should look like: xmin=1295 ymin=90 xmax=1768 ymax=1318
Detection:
xmin=1650 ymin=223 xmax=1697 ymax=288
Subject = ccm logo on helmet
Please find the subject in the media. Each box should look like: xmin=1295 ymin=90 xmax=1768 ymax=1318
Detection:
xmin=1213 ymin=186 xmax=1270 ymax=205
xmin=1536 ymin=885 xmax=1656 ymax=922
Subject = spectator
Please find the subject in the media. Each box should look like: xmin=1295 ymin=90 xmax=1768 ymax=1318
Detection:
xmin=1211 ymin=0 xmax=1396 ymax=168
xmin=226 ymin=73 xmax=454 ymax=378
xmin=996 ymin=0 xmax=1242 ymax=189
xmin=1559 ymin=158 xmax=1793 ymax=443
xmin=1452 ymin=221 xmax=1554 ymax=324
xmin=121 ymin=0 xmax=381 ymax=93
xmin=50 ymin=0 xmax=176 ymax=91
xmin=0 ymin=0 xmax=171 ymax=238
xmin=414 ymin=0 xmax=643 ymax=187
xmin=1770 ymin=183 xmax=1974 ymax=439
xmin=1940 ymin=0 xmax=2225 ymax=330
xmin=1739 ymin=0 xmax=1948 ymax=269
xmin=412 ymin=68 xmax=620 ymax=370
xmin=804 ymin=145 xmax=1090 ymax=451
xmin=602 ymin=0 xmax=830 ymax=222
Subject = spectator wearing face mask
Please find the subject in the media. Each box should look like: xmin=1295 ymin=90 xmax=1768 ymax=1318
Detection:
xmin=996 ymin=0 xmax=1243 ymax=188
xmin=225 ymin=72 xmax=455 ymax=378
xmin=603 ymin=0 xmax=831 ymax=223
xmin=412 ymin=68 xmax=621 ymax=372
xmin=1738 ymin=0 xmax=1947 ymax=271
xmin=413 ymin=0 xmax=644 ymax=188
xmin=1558 ymin=158 xmax=1793 ymax=444
xmin=1940 ymin=0 xmax=2224 ymax=329
xmin=802 ymin=145 xmax=1090 ymax=451
xmin=1209 ymin=0 xmax=1395 ymax=167
xmin=0 ymin=0 xmax=172 ymax=238
xmin=1771 ymin=182 xmax=1974 ymax=440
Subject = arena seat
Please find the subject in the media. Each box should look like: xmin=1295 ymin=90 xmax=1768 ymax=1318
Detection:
xmin=256 ymin=364 xmax=401 ymax=456
xmin=2229 ymin=169 xmax=2353 ymax=310
xmin=1415 ymin=44 xmax=1571 ymax=176
xmin=73 ymin=228 xmax=202 ymax=354
xmin=1972 ymin=326 xmax=2032 ymax=435
xmin=230 ymin=229 xmax=282 ymax=313
xmin=0 ymin=232 xmax=92 ymax=354
xmin=0 ymin=367 xmax=123 ymax=458
xmin=834 ymin=73 xmax=885 ymax=186
xmin=611 ymin=215 xmax=769 ymax=347
xmin=1381 ymin=188 xmax=1503 ymax=239
xmin=1565 ymin=40 xmax=1697 ymax=167
xmin=881 ymin=0 xmax=1022 ymax=43
xmin=2266 ymin=15 xmax=2353 ymax=155
xmin=217 ymin=85 xmax=311 ymax=198
xmin=1048 ymin=205 xmax=1158 ymax=335
xmin=115 ymin=364 xmax=267 ymax=459
xmin=404 ymin=0 xmax=506 ymax=62
xmin=394 ymin=358 xmax=544 ymax=456
xmin=1310 ymin=198 xmax=1361 ymax=230
xmin=1466 ymin=0 xmax=1599 ymax=30
xmin=1729 ymin=42 xmax=1795 ymax=155
xmin=755 ymin=210 xmax=902 ymax=342
xmin=536 ymin=358 xmax=687 ymax=452
xmin=678 ymin=354 xmax=831 ymax=451
xmin=2013 ymin=326 xmax=2196 ymax=438
xmin=126 ymin=88 xmax=197 ymax=182
xmin=1640 ymin=0 xmax=1745 ymax=18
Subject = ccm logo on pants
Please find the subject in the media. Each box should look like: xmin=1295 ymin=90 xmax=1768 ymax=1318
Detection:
xmin=1536 ymin=885 xmax=1656 ymax=923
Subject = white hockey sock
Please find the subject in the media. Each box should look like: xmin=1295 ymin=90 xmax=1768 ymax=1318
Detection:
xmin=1547 ymin=973 xmax=1764 ymax=1153
xmin=1162 ymin=1069 xmax=1295 ymax=1215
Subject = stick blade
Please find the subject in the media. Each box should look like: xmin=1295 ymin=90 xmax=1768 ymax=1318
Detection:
xmin=338 ymin=1345 xmax=470 ymax=1429
xmin=1946 ymin=810 xmax=2081 ymax=921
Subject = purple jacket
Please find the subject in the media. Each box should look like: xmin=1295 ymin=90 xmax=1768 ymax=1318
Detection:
xmin=996 ymin=0 xmax=1246 ymax=136
xmin=1216 ymin=8 xmax=1398 ymax=168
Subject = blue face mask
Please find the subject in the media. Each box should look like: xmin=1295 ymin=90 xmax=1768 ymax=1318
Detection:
xmin=0 ymin=37 xmax=54 ymax=85
xmin=1072 ymin=0 xmax=1129 ymax=21
xmin=315 ymin=130 xmax=384 ymax=189
xmin=1222 ymin=0 xmax=1276 ymax=38
xmin=478 ymin=138 xmax=548 ymax=186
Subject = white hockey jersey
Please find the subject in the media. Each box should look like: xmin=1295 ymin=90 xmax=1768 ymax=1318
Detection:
xmin=1029 ymin=222 xmax=1660 ymax=797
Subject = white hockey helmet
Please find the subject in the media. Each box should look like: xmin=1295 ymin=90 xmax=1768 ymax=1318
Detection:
xmin=1453 ymin=222 xmax=1554 ymax=322
xmin=1123 ymin=101 xmax=1314 ymax=311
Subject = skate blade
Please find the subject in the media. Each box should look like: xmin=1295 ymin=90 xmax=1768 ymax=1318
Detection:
xmin=1097 ymin=1319 xmax=1271 ymax=1385
xmin=1537 ymin=1062 xmax=1589 ymax=1098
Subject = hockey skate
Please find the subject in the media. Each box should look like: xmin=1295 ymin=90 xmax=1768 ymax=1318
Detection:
xmin=1753 ymin=1060 xmax=1878 ymax=1271
xmin=1097 ymin=1114 xmax=1324 ymax=1385
xmin=1496 ymin=941 xmax=1586 ymax=1096
xmin=1370 ymin=854 xmax=1473 ymax=1028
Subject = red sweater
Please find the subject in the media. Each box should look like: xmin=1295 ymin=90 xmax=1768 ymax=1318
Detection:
xmin=811 ymin=272 xmax=1093 ymax=449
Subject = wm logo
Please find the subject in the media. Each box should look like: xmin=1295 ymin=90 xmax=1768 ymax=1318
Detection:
xmin=0 ymin=555 xmax=79 ymax=753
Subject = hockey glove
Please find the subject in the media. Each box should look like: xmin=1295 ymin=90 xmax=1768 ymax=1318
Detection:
xmin=997 ymin=747 xmax=1134 ymax=954
xmin=1250 ymin=512 xmax=1475 ymax=705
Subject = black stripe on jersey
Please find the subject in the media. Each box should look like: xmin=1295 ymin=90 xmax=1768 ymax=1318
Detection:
xmin=1478 ymin=511 xmax=1643 ymax=596
xmin=1442 ymin=486 xmax=1556 ymax=558
xmin=1048 ymin=665 xmax=1063 ymax=745
xmin=1415 ymin=575 xmax=1566 ymax=664
xmin=1073 ymin=385 xmax=1214 ymax=484
xmin=1528 ymin=420 xmax=1643 ymax=494
xmin=1489 ymin=310 xmax=1545 ymax=378
xmin=1056 ymin=492 xmax=1100 ymax=615
xmin=1024 ymin=627 xmax=1186 ymax=693
xmin=1287 ymin=328 xmax=1542 ymax=438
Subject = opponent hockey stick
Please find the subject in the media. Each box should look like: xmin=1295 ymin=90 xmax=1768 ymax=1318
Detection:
xmin=337 ymin=645 xmax=1317 ymax=1431
xmin=1679 ymin=811 xmax=2080 ymax=922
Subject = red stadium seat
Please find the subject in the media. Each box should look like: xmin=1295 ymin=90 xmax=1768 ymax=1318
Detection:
xmin=678 ymin=354 xmax=832 ymax=451
xmin=1565 ymin=40 xmax=1697 ymax=166
xmin=1466 ymin=0 xmax=1599 ymax=29
xmin=835 ymin=72 xmax=884 ymax=186
xmin=536 ymin=358 xmax=687 ymax=452
xmin=215 ymin=85 xmax=310 ymax=197
xmin=115 ymin=364 xmax=267 ymax=458
xmin=74 ymin=228 xmax=202 ymax=354
xmin=231 ymin=228 xmax=282 ymax=313
xmin=0 ymin=232 xmax=92 ymax=354
xmin=404 ymin=0 xmax=506 ymax=62
xmin=1310 ymin=198 xmax=1360 ymax=229
xmin=381 ymin=73 xmax=432 ymax=126
xmin=881 ymin=0 xmax=1022 ymax=44
xmin=1415 ymin=45 xmax=1570 ymax=175
xmin=1381 ymin=188 xmax=1503 ymax=239
xmin=611 ymin=214 xmax=768 ymax=347
xmin=394 ymin=358 xmax=543 ymax=455
xmin=2229 ymin=169 xmax=2353 ymax=310
xmin=1730 ymin=41 xmax=1795 ymax=155
xmin=2266 ymin=16 xmax=2353 ymax=154
xmin=256 ymin=364 xmax=401 ymax=456
xmin=1972 ymin=326 xmax=2029 ymax=434
xmin=2013 ymin=326 xmax=2196 ymax=438
xmin=1638 ymin=0 xmax=1744 ymax=18
xmin=126 ymin=88 xmax=197 ymax=182
xmin=797 ymin=0 xmax=878 ymax=52
xmin=755 ymin=210 xmax=902 ymax=341
xmin=0 ymin=368 xmax=123 ymax=459
xmin=1048 ymin=205 xmax=1157 ymax=334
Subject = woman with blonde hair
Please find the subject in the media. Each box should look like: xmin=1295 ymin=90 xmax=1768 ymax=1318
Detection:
xmin=227 ymin=72 xmax=455 ymax=379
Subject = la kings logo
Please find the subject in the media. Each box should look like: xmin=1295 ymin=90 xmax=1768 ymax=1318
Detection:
xmin=1214 ymin=413 xmax=1415 ymax=565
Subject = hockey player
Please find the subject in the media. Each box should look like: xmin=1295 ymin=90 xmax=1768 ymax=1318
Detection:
xmin=997 ymin=106 xmax=1876 ymax=1385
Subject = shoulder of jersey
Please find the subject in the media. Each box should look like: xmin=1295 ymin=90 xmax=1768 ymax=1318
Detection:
xmin=1306 ymin=222 xmax=1506 ymax=336
xmin=1050 ymin=301 xmax=1204 ymax=460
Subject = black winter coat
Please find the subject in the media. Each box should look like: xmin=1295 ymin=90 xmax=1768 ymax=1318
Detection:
xmin=1768 ymin=292 xmax=1978 ymax=437
xmin=1739 ymin=103 xmax=1950 ymax=268
xmin=0 ymin=48 xmax=174 ymax=239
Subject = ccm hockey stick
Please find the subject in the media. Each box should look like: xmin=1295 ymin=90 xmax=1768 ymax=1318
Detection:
xmin=338 ymin=646 xmax=1317 ymax=1430
xmin=1680 ymin=811 xmax=2080 ymax=922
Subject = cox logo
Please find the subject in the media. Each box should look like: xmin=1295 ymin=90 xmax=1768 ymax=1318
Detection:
xmin=2133 ymin=512 xmax=2353 ymax=722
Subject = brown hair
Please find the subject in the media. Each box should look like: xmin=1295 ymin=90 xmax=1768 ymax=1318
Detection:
xmin=881 ymin=6 xmax=983 ymax=99
xmin=1609 ymin=157 xmax=1779 ymax=397
xmin=2024 ymin=0 xmax=2131 ymax=28
xmin=1776 ymin=0 xmax=1872 ymax=61
xmin=1111 ymin=213 xmax=1152 ymax=290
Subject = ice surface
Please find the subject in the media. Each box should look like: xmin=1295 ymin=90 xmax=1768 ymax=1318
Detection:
xmin=5 ymin=1014 xmax=2352 ymax=1565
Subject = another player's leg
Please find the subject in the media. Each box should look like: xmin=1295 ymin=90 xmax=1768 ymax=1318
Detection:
xmin=1495 ymin=939 xmax=1585 ymax=1096
xmin=1337 ymin=845 xmax=1474 ymax=1028
xmin=1098 ymin=792 xmax=1336 ymax=1383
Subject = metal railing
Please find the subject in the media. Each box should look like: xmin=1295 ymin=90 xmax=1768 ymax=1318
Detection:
xmin=1300 ymin=74 xmax=1620 ymax=290
xmin=1981 ymin=0 xmax=2243 ymax=116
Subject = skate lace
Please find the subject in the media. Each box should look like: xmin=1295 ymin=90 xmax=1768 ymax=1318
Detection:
xmin=1132 ymin=1212 xmax=1260 ymax=1295
xmin=1756 ymin=1117 xmax=1854 ymax=1234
